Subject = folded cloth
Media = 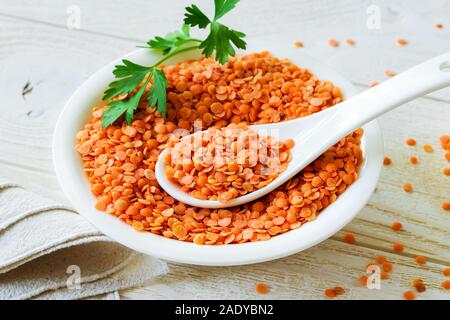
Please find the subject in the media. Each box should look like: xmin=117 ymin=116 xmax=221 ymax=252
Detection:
xmin=0 ymin=179 xmax=168 ymax=300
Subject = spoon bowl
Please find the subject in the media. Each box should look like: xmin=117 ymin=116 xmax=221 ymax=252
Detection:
xmin=155 ymin=106 xmax=339 ymax=208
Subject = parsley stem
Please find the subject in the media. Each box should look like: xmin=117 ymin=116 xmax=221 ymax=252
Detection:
xmin=153 ymin=44 xmax=200 ymax=67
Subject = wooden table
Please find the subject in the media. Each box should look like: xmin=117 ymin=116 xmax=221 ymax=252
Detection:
xmin=0 ymin=0 xmax=448 ymax=299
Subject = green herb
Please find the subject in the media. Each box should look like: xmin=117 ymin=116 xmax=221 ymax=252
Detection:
xmin=184 ymin=0 xmax=246 ymax=64
xmin=101 ymin=0 xmax=246 ymax=127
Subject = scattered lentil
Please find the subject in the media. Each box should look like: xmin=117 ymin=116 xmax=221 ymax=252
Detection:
xmin=443 ymin=268 xmax=450 ymax=276
xmin=403 ymin=291 xmax=416 ymax=300
xmin=415 ymin=256 xmax=427 ymax=265
xmin=376 ymin=255 xmax=387 ymax=264
xmin=324 ymin=288 xmax=336 ymax=298
xmin=382 ymin=262 xmax=393 ymax=273
xmin=294 ymin=41 xmax=303 ymax=48
xmin=423 ymin=144 xmax=433 ymax=153
xmin=412 ymin=279 xmax=426 ymax=293
xmin=403 ymin=183 xmax=413 ymax=192
xmin=344 ymin=233 xmax=356 ymax=244
xmin=324 ymin=286 xmax=345 ymax=298
xmin=441 ymin=280 xmax=450 ymax=290
xmin=333 ymin=286 xmax=345 ymax=295
xmin=406 ymin=138 xmax=416 ymax=146
xmin=396 ymin=38 xmax=408 ymax=46
xmin=391 ymin=221 xmax=402 ymax=231
xmin=379 ymin=272 xmax=389 ymax=281
xmin=255 ymin=283 xmax=269 ymax=294
xmin=409 ymin=157 xmax=418 ymax=165
xmin=443 ymin=167 xmax=450 ymax=176
xmin=358 ymin=275 xmax=368 ymax=287
xmin=328 ymin=39 xmax=339 ymax=47
xmin=346 ymin=39 xmax=355 ymax=46
xmin=385 ymin=70 xmax=396 ymax=77
xmin=393 ymin=242 xmax=404 ymax=252
xmin=383 ymin=156 xmax=392 ymax=166
xmin=442 ymin=202 xmax=450 ymax=211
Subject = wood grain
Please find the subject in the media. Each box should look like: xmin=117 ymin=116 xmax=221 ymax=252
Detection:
xmin=0 ymin=0 xmax=448 ymax=300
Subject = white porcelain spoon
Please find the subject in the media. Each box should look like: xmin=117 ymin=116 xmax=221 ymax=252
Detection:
xmin=155 ymin=52 xmax=450 ymax=208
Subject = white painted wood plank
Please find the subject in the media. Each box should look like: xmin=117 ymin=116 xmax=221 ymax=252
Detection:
xmin=0 ymin=2 xmax=449 ymax=300
xmin=2 ymin=0 xmax=450 ymax=100
xmin=121 ymin=240 xmax=449 ymax=300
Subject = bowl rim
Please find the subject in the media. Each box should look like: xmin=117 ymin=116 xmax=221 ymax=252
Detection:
xmin=53 ymin=41 xmax=383 ymax=266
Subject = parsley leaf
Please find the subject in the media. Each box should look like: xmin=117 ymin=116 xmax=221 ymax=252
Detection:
xmin=214 ymin=0 xmax=240 ymax=20
xmin=184 ymin=4 xmax=210 ymax=28
xmin=147 ymin=68 xmax=168 ymax=117
xmin=200 ymin=22 xmax=246 ymax=64
xmin=147 ymin=24 xmax=195 ymax=54
xmin=101 ymin=80 xmax=148 ymax=127
xmin=103 ymin=60 xmax=150 ymax=101
xmin=101 ymin=67 xmax=169 ymax=127
xmin=184 ymin=0 xmax=246 ymax=64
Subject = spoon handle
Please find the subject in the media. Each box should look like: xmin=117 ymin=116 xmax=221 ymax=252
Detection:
xmin=287 ymin=52 xmax=450 ymax=176
xmin=293 ymin=52 xmax=450 ymax=150
xmin=320 ymin=51 xmax=450 ymax=141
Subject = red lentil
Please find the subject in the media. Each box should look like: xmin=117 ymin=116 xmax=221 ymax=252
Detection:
xmin=443 ymin=268 xmax=450 ymax=276
xmin=333 ymin=286 xmax=345 ymax=295
xmin=443 ymin=167 xmax=450 ymax=176
xmin=403 ymin=291 xmax=416 ymax=300
xmin=385 ymin=70 xmax=396 ymax=77
xmin=382 ymin=262 xmax=393 ymax=273
xmin=436 ymin=23 xmax=444 ymax=29
xmin=383 ymin=156 xmax=392 ymax=166
xmin=393 ymin=243 xmax=404 ymax=252
xmin=412 ymin=278 xmax=426 ymax=293
xmin=409 ymin=157 xmax=418 ymax=165
xmin=442 ymin=280 xmax=450 ymax=290
xmin=376 ymin=255 xmax=387 ymax=264
xmin=294 ymin=41 xmax=303 ymax=48
xmin=403 ymin=183 xmax=413 ymax=192
xmin=391 ymin=221 xmax=402 ymax=231
xmin=441 ymin=135 xmax=450 ymax=145
xmin=423 ymin=144 xmax=433 ymax=153
xmin=328 ymin=39 xmax=339 ymax=47
xmin=324 ymin=288 xmax=337 ymax=298
xmin=358 ymin=275 xmax=368 ymax=287
xmin=346 ymin=39 xmax=355 ymax=46
xmin=406 ymin=138 xmax=416 ymax=146
xmin=415 ymin=256 xmax=427 ymax=265
xmin=442 ymin=202 xmax=450 ymax=211
xmin=380 ymin=271 xmax=389 ymax=280
xmin=396 ymin=38 xmax=408 ymax=46
xmin=255 ymin=283 xmax=269 ymax=294
xmin=344 ymin=233 xmax=356 ymax=244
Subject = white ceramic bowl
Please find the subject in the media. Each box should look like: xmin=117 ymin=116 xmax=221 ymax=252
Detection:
xmin=53 ymin=40 xmax=383 ymax=266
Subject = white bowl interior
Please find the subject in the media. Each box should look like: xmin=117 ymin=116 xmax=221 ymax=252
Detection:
xmin=53 ymin=40 xmax=383 ymax=266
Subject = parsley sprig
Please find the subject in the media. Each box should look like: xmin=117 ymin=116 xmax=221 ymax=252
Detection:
xmin=101 ymin=0 xmax=246 ymax=127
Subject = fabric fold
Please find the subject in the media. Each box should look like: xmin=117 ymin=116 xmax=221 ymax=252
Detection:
xmin=0 ymin=179 xmax=167 ymax=300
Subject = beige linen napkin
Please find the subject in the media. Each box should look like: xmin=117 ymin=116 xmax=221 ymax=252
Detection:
xmin=0 ymin=179 xmax=168 ymax=300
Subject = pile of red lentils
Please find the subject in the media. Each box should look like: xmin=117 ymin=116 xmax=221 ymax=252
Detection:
xmin=76 ymin=51 xmax=363 ymax=245
xmin=164 ymin=123 xmax=294 ymax=203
